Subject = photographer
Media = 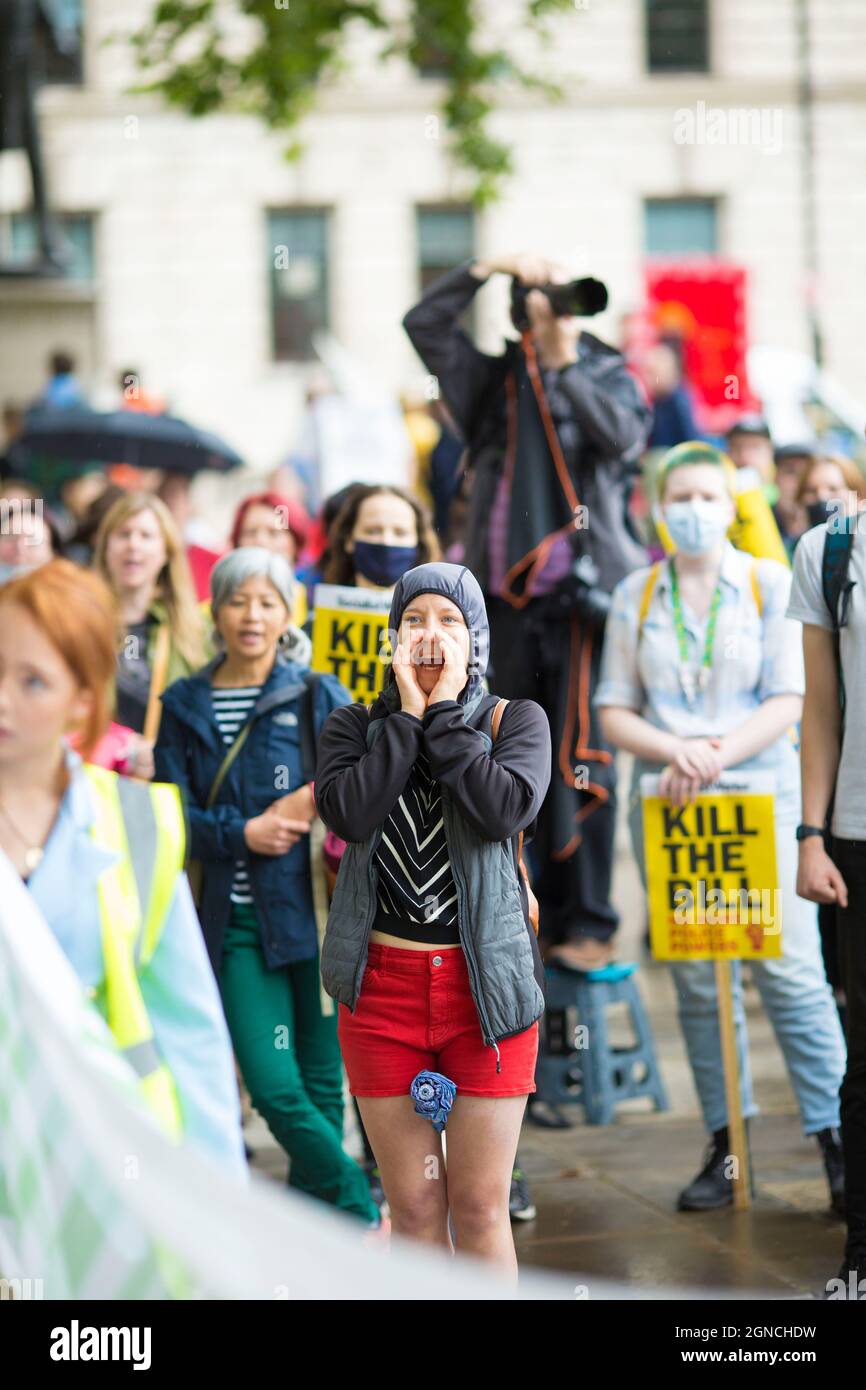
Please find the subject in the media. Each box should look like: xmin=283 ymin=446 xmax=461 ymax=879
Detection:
xmin=403 ymin=254 xmax=651 ymax=972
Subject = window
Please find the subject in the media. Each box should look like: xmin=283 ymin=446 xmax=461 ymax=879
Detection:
xmin=644 ymin=198 xmax=718 ymax=255
xmin=269 ymin=210 xmax=329 ymax=362
xmin=33 ymin=0 xmax=84 ymax=85
xmin=8 ymin=212 xmax=95 ymax=280
xmin=416 ymin=207 xmax=475 ymax=293
xmin=645 ymin=0 xmax=709 ymax=74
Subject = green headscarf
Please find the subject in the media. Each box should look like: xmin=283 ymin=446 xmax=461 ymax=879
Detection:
xmin=656 ymin=441 xmax=737 ymax=500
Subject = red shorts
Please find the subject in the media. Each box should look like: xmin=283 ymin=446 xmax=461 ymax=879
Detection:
xmin=338 ymin=941 xmax=539 ymax=1098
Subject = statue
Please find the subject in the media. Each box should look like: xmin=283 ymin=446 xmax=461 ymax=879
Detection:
xmin=0 ymin=0 xmax=80 ymax=275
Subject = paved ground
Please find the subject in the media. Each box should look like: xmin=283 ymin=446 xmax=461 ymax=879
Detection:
xmin=246 ymin=782 xmax=845 ymax=1299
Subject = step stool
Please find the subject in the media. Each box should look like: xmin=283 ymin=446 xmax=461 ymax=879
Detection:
xmin=533 ymin=962 xmax=669 ymax=1125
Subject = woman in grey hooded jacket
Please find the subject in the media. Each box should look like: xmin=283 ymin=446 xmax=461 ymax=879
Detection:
xmin=315 ymin=562 xmax=551 ymax=1273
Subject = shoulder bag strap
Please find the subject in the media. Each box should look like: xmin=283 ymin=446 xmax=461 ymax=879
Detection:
xmin=300 ymin=671 xmax=322 ymax=783
xmin=822 ymin=525 xmax=856 ymax=630
xmin=205 ymin=720 xmax=253 ymax=811
xmin=142 ymin=622 xmax=171 ymax=744
xmin=637 ymin=562 xmax=663 ymax=640
xmin=490 ymin=696 xmax=509 ymax=741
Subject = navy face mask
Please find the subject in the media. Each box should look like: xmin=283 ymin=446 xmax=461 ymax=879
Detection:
xmin=353 ymin=541 xmax=419 ymax=588
xmin=806 ymin=499 xmax=834 ymax=529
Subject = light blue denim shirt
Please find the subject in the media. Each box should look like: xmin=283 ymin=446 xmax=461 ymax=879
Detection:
xmin=595 ymin=542 xmax=803 ymax=743
xmin=594 ymin=541 xmax=806 ymax=815
xmin=24 ymin=748 xmax=247 ymax=1181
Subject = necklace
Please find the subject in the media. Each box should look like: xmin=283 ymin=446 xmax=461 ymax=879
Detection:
xmin=669 ymin=559 xmax=723 ymax=709
xmin=0 ymin=799 xmax=46 ymax=872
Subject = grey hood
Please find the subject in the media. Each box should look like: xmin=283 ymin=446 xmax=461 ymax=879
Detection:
xmin=377 ymin=561 xmax=490 ymax=714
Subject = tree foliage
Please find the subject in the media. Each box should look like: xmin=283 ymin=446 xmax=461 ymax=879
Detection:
xmin=129 ymin=0 xmax=575 ymax=204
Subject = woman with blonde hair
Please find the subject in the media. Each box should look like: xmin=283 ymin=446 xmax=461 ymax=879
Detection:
xmin=797 ymin=453 xmax=866 ymax=529
xmin=94 ymin=492 xmax=208 ymax=752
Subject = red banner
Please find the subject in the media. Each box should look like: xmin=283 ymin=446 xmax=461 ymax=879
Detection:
xmin=640 ymin=261 xmax=761 ymax=433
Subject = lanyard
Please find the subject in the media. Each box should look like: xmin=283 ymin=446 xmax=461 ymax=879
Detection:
xmin=668 ymin=560 xmax=723 ymax=707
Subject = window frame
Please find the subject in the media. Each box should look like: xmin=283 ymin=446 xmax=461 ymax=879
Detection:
xmin=5 ymin=210 xmax=96 ymax=282
xmin=267 ymin=207 xmax=331 ymax=364
xmin=643 ymin=196 xmax=720 ymax=257
xmin=32 ymin=0 xmax=85 ymax=88
xmin=415 ymin=204 xmax=476 ymax=335
xmin=644 ymin=0 xmax=711 ymax=75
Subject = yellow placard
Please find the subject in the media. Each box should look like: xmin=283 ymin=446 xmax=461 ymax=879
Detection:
xmin=311 ymin=584 xmax=392 ymax=704
xmin=641 ymin=775 xmax=781 ymax=960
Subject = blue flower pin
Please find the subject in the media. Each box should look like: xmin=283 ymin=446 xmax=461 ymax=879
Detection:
xmin=410 ymin=1070 xmax=457 ymax=1133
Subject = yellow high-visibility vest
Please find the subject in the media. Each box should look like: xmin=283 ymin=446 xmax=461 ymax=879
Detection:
xmin=83 ymin=763 xmax=186 ymax=1141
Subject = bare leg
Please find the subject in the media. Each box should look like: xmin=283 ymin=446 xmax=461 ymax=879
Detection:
xmin=356 ymin=1095 xmax=451 ymax=1248
xmin=444 ymin=1095 xmax=528 ymax=1277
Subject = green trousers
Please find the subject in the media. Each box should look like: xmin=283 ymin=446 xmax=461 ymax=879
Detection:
xmin=219 ymin=903 xmax=377 ymax=1224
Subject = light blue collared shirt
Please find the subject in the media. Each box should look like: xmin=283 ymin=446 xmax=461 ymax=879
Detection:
xmin=24 ymin=749 xmax=247 ymax=1180
xmin=595 ymin=542 xmax=804 ymax=744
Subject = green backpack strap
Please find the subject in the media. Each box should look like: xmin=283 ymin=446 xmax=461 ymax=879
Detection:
xmin=821 ymin=525 xmax=856 ymax=630
xmin=821 ymin=524 xmax=856 ymax=717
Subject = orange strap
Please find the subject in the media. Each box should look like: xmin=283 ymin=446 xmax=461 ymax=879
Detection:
xmin=142 ymin=623 xmax=171 ymax=744
xmin=491 ymin=696 xmax=507 ymax=741
xmin=551 ymin=616 xmax=612 ymax=863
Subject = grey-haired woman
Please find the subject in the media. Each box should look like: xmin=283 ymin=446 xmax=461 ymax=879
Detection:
xmin=154 ymin=546 xmax=380 ymax=1227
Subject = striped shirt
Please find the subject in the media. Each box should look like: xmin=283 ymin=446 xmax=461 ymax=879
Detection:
xmin=211 ymin=685 xmax=261 ymax=904
xmin=374 ymin=749 xmax=460 ymax=944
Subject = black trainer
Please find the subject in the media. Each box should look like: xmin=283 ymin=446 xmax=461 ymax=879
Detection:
xmin=677 ymin=1125 xmax=753 ymax=1211
xmin=509 ymin=1166 xmax=537 ymax=1222
xmin=815 ymin=1127 xmax=845 ymax=1219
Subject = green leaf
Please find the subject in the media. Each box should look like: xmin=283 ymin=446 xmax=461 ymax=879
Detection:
xmin=126 ymin=0 xmax=574 ymax=204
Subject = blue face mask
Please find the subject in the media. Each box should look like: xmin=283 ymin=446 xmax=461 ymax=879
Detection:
xmin=663 ymin=499 xmax=730 ymax=556
xmin=353 ymin=541 xmax=419 ymax=588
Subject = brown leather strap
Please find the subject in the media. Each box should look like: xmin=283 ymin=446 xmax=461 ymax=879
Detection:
xmin=522 ymin=331 xmax=581 ymax=515
xmin=490 ymin=695 xmax=516 ymax=850
xmin=142 ymin=622 xmax=171 ymax=744
xmin=491 ymin=696 xmax=508 ymax=741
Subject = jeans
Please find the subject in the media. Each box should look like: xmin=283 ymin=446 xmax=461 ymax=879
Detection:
xmin=830 ymin=838 xmax=866 ymax=1254
xmin=628 ymin=749 xmax=846 ymax=1137
xmin=219 ymin=903 xmax=377 ymax=1224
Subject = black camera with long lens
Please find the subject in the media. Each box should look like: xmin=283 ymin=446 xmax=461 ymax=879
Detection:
xmin=510 ymin=276 xmax=608 ymax=330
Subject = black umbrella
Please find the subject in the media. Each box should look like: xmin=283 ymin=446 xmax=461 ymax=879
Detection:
xmin=7 ymin=405 xmax=244 ymax=476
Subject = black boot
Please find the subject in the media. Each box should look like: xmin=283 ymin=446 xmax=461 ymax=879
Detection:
xmin=816 ymin=1127 xmax=845 ymax=1218
xmin=677 ymin=1125 xmax=753 ymax=1211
